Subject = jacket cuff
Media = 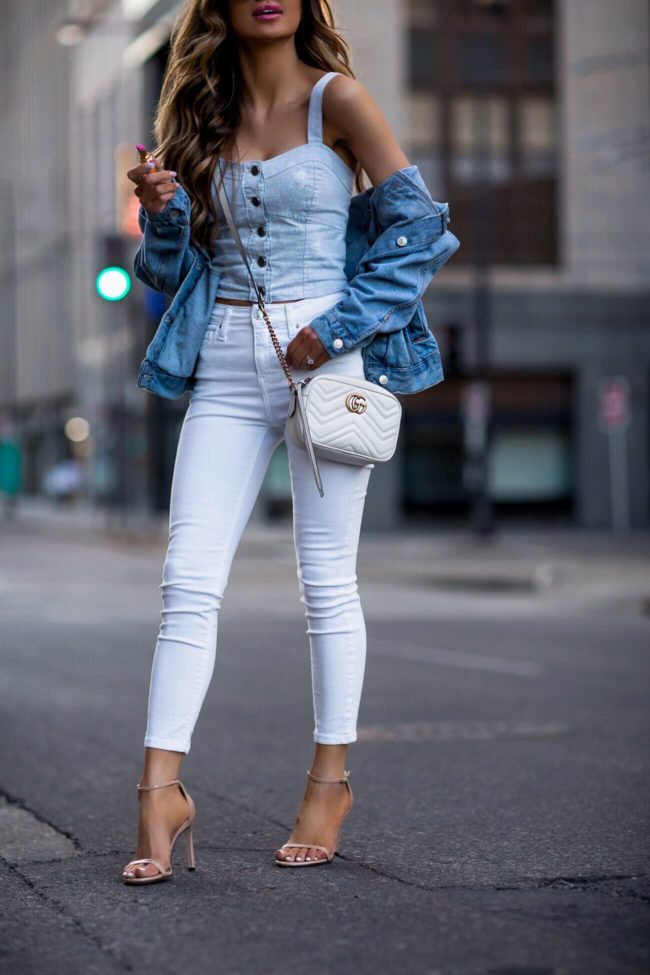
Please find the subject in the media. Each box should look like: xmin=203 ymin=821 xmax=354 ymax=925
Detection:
xmin=309 ymin=306 xmax=364 ymax=358
xmin=138 ymin=185 xmax=190 ymax=231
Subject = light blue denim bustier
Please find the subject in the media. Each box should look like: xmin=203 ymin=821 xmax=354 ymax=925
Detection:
xmin=211 ymin=71 xmax=355 ymax=303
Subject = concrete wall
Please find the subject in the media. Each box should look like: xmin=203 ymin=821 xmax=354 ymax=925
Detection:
xmin=560 ymin=0 xmax=650 ymax=290
xmin=0 ymin=0 xmax=74 ymax=410
xmin=334 ymin=0 xmax=407 ymax=144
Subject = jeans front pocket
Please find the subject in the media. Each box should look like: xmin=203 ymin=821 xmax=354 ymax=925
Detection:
xmin=287 ymin=313 xmax=311 ymax=342
xmin=202 ymin=305 xmax=232 ymax=345
xmin=286 ymin=290 xmax=347 ymax=342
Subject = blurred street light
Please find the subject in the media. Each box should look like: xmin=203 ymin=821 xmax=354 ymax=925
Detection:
xmin=55 ymin=19 xmax=88 ymax=46
xmin=96 ymin=266 xmax=131 ymax=302
xmin=54 ymin=2 xmax=132 ymax=47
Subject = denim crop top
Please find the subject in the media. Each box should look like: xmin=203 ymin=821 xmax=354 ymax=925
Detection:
xmin=211 ymin=71 xmax=355 ymax=303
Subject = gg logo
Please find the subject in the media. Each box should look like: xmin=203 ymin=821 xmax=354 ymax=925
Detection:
xmin=345 ymin=392 xmax=368 ymax=414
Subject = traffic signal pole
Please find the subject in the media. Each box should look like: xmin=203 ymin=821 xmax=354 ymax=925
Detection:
xmin=464 ymin=99 xmax=494 ymax=537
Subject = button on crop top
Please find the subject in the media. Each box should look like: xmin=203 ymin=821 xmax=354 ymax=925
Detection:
xmin=211 ymin=71 xmax=355 ymax=303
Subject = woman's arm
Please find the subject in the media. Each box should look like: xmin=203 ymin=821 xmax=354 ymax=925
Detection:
xmin=324 ymin=74 xmax=412 ymax=186
xmin=128 ymin=159 xmax=197 ymax=296
xmin=286 ymin=77 xmax=458 ymax=370
xmin=134 ymin=193 xmax=198 ymax=297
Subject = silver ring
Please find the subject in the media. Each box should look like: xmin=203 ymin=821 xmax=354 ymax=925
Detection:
xmin=306 ymin=355 xmax=315 ymax=367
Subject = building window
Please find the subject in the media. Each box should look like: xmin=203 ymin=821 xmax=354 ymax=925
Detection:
xmin=407 ymin=0 xmax=558 ymax=265
xmin=519 ymin=95 xmax=556 ymax=176
xmin=409 ymin=0 xmax=442 ymax=27
xmin=450 ymin=94 xmax=511 ymax=183
xmin=408 ymin=92 xmax=443 ymax=191
xmin=401 ymin=371 xmax=575 ymax=519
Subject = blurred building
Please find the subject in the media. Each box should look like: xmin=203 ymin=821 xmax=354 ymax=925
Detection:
xmin=0 ymin=0 xmax=648 ymax=528
xmin=403 ymin=0 xmax=650 ymax=529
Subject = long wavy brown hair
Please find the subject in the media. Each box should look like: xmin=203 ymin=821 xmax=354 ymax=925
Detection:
xmin=150 ymin=0 xmax=365 ymax=259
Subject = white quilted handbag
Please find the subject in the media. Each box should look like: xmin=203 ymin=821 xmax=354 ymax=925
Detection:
xmin=216 ymin=164 xmax=402 ymax=497
xmin=286 ymin=373 xmax=401 ymax=463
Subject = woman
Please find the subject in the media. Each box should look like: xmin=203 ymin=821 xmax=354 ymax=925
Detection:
xmin=123 ymin=0 xmax=427 ymax=884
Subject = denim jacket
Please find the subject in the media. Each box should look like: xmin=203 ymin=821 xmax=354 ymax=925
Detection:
xmin=134 ymin=164 xmax=460 ymax=399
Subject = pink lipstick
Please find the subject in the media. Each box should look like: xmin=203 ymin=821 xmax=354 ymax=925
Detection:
xmin=253 ymin=3 xmax=283 ymax=20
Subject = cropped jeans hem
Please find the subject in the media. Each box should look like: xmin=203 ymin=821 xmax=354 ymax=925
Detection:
xmin=313 ymin=732 xmax=357 ymax=744
xmin=144 ymin=736 xmax=191 ymax=754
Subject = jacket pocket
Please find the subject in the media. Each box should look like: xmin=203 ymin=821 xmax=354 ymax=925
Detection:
xmin=405 ymin=303 xmax=431 ymax=343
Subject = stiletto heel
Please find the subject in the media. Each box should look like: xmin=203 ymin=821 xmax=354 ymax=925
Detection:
xmin=186 ymin=825 xmax=196 ymax=871
xmin=274 ymin=769 xmax=353 ymax=867
xmin=122 ymin=779 xmax=197 ymax=885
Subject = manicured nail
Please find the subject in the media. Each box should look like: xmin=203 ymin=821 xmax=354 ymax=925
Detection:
xmin=170 ymin=171 xmax=177 ymax=176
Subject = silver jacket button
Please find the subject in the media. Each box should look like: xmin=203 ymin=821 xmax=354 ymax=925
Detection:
xmin=333 ymin=337 xmax=344 ymax=350
xmin=378 ymin=374 xmax=388 ymax=385
xmin=396 ymin=235 xmax=408 ymax=246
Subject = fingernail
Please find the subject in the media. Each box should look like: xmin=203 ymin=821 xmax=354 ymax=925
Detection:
xmin=170 ymin=171 xmax=177 ymax=176
xmin=145 ymin=161 xmax=155 ymax=169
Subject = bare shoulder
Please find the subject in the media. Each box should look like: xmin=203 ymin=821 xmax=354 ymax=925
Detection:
xmin=322 ymin=73 xmax=410 ymax=185
xmin=322 ymin=75 xmax=374 ymax=126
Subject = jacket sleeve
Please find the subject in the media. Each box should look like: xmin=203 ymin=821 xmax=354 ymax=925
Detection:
xmin=133 ymin=184 xmax=198 ymax=297
xmin=308 ymin=166 xmax=460 ymax=357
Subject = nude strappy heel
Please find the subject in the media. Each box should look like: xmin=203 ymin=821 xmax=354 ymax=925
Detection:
xmin=122 ymin=779 xmax=196 ymax=885
xmin=274 ymin=769 xmax=353 ymax=867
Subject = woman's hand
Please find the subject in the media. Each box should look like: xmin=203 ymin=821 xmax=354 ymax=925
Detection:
xmin=286 ymin=325 xmax=331 ymax=370
xmin=126 ymin=156 xmax=179 ymax=215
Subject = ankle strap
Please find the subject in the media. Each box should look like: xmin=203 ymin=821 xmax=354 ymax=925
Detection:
xmin=137 ymin=778 xmax=181 ymax=792
xmin=306 ymin=769 xmax=350 ymax=784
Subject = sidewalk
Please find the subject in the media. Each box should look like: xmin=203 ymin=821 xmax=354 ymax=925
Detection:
xmin=3 ymin=495 xmax=650 ymax=620
xmin=1 ymin=495 xmax=169 ymax=544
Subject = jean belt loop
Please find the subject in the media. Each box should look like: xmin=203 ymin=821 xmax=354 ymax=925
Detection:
xmin=286 ymin=300 xmax=300 ymax=332
xmin=289 ymin=300 xmax=299 ymax=328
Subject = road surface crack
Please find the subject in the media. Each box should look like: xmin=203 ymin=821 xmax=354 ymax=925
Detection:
xmin=2 ymin=860 xmax=134 ymax=973
xmin=0 ymin=786 xmax=81 ymax=850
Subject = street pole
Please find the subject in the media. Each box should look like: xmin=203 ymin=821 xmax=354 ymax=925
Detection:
xmin=599 ymin=376 xmax=631 ymax=532
xmin=0 ymin=177 xmax=18 ymax=413
xmin=608 ymin=429 xmax=630 ymax=532
xmin=465 ymin=97 xmax=494 ymax=536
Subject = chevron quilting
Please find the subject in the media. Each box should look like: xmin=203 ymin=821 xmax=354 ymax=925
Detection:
xmin=300 ymin=377 xmax=402 ymax=461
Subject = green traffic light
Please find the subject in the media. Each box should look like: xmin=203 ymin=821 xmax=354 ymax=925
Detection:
xmin=96 ymin=266 xmax=131 ymax=301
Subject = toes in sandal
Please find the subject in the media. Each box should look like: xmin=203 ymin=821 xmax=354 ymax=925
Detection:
xmin=122 ymin=779 xmax=196 ymax=885
xmin=274 ymin=769 xmax=353 ymax=867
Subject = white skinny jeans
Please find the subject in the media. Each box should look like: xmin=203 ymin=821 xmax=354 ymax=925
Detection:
xmin=144 ymin=290 xmax=375 ymax=754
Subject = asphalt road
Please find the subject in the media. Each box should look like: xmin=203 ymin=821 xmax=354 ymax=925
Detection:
xmin=1 ymin=516 xmax=648 ymax=975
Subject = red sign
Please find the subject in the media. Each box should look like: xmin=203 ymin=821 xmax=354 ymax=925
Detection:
xmin=115 ymin=143 xmax=145 ymax=239
xmin=599 ymin=377 xmax=630 ymax=433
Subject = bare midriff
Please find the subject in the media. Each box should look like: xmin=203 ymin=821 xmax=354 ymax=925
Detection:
xmin=215 ymin=296 xmax=303 ymax=305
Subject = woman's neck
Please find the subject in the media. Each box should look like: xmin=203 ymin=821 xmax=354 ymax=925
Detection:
xmin=236 ymin=43 xmax=311 ymax=114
